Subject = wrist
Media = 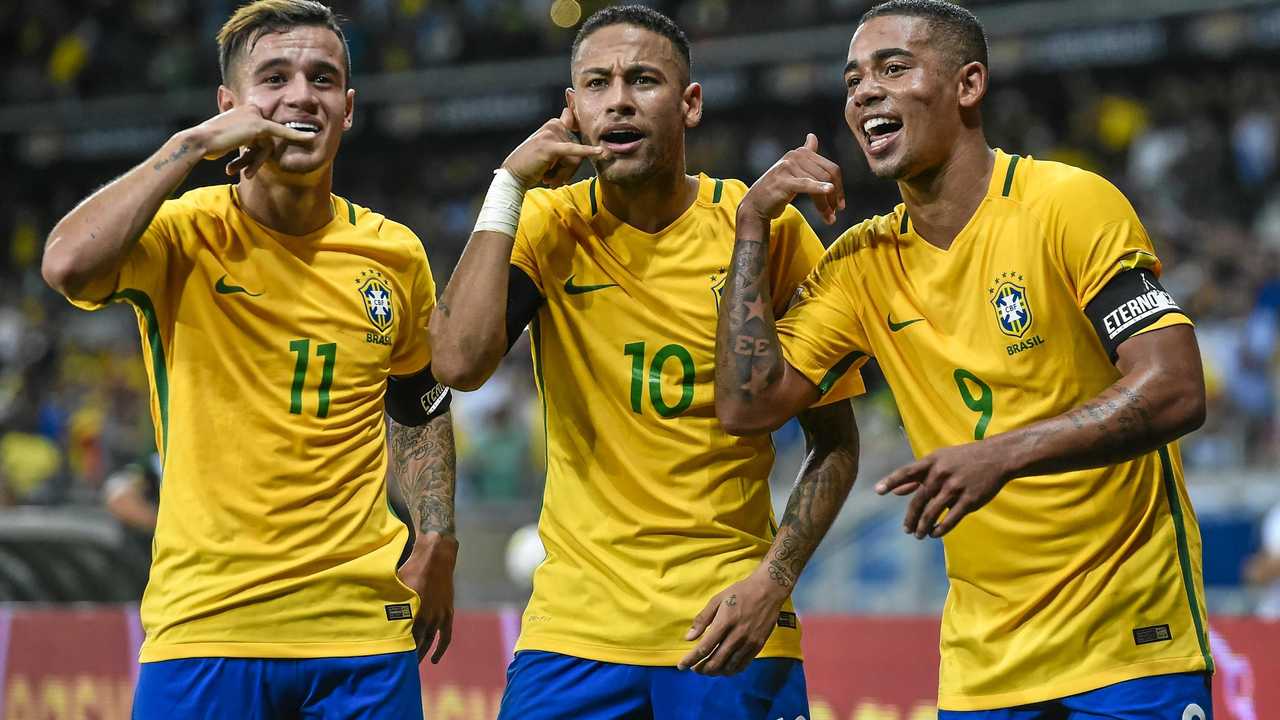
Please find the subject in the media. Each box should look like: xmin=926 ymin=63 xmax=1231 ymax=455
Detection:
xmin=169 ymin=128 xmax=207 ymax=161
xmin=735 ymin=202 xmax=774 ymax=230
xmin=474 ymin=168 xmax=527 ymax=238
xmin=751 ymin=563 xmax=794 ymax=602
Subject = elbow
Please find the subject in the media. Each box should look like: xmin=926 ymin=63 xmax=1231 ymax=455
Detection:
xmin=41 ymin=242 xmax=82 ymax=298
xmin=429 ymin=345 xmax=496 ymax=392
xmin=716 ymin=398 xmax=782 ymax=437
xmin=1173 ymin=383 xmax=1207 ymax=437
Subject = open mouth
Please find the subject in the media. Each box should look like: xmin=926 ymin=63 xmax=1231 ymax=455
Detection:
xmin=600 ymin=128 xmax=645 ymax=154
xmin=283 ymin=121 xmax=322 ymax=135
xmin=862 ymin=117 xmax=902 ymax=156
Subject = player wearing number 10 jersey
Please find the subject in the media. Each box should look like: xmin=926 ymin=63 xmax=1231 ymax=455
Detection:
xmin=716 ymin=1 xmax=1213 ymax=716
xmin=431 ymin=6 xmax=861 ymax=718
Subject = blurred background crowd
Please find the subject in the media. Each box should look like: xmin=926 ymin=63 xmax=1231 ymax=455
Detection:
xmin=1 ymin=0 xmax=1279 ymax=614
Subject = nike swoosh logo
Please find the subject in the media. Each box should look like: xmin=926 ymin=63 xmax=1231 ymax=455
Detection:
xmin=215 ymin=275 xmax=262 ymax=297
xmin=887 ymin=314 xmax=924 ymax=332
xmin=564 ymin=274 xmax=619 ymax=295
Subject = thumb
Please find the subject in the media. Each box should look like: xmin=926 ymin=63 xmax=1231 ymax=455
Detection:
xmin=686 ymin=597 xmax=720 ymax=640
xmin=803 ymin=132 xmax=819 ymax=152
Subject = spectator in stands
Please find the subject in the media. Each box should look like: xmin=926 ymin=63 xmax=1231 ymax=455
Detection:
xmin=1244 ymin=502 xmax=1280 ymax=619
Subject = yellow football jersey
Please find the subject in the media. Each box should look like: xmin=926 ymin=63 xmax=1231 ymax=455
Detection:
xmin=509 ymin=173 xmax=863 ymax=665
xmin=70 ymin=185 xmax=434 ymax=661
xmin=776 ymin=150 xmax=1211 ymax=709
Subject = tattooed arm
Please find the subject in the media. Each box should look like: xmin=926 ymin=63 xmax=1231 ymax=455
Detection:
xmin=878 ymin=324 xmax=1206 ymax=539
xmin=678 ymin=400 xmax=859 ymax=676
xmin=43 ymin=105 xmax=310 ymax=300
xmin=389 ymin=412 xmax=459 ymax=664
xmin=762 ymin=401 xmax=860 ymax=592
xmin=714 ymin=134 xmax=845 ymax=435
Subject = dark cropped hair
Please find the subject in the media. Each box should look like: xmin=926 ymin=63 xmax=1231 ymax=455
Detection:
xmin=217 ymin=0 xmax=351 ymax=86
xmin=572 ymin=5 xmax=692 ymax=82
xmin=861 ymin=0 xmax=988 ymax=71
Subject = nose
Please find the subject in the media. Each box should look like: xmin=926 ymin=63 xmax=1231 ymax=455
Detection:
xmin=851 ymin=74 xmax=884 ymax=109
xmin=283 ymin=74 xmax=319 ymax=111
xmin=603 ymin=77 xmax=636 ymax=116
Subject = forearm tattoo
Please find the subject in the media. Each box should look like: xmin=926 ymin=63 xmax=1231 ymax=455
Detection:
xmin=766 ymin=406 xmax=858 ymax=590
xmin=388 ymin=414 xmax=457 ymax=536
xmin=1066 ymin=383 xmax=1157 ymax=460
xmin=153 ymin=142 xmax=192 ymax=172
xmin=721 ymin=236 xmax=784 ymax=401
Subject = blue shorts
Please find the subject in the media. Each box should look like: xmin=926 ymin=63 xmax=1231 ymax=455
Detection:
xmin=132 ymin=651 xmax=422 ymax=719
xmin=938 ymin=672 xmax=1212 ymax=720
xmin=496 ymin=650 xmax=808 ymax=720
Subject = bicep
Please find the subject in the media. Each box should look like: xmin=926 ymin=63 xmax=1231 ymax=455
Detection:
xmin=1114 ymin=324 xmax=1203 ymax=382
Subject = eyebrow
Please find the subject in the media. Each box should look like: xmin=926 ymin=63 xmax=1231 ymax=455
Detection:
xmin=251 ymin=57 xmax=344 ymax=80
xmin=579 ymin=63 xmax=667 ymax=78
xmin=844 ymin=47 xmax=915 ymax=74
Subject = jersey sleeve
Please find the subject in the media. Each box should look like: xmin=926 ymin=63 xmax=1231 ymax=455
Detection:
xmin=69 ymin=199 xmax=185 ymax=310
xmin=1052 ymin=171 xmax=1192 ymax=346
xmin=387 ymin=223 xmax=437 ymax=377
xmin=775 ymin=230 xmax=873 ymax=398
xmin=768 ymin=205 xmax=865 ymax=402
xmin=510 ymin=189 xmax=562 ymax=296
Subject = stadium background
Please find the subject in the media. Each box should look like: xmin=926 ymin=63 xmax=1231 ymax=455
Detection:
xmin=1 ymin=0 xmax=1279 ymax=717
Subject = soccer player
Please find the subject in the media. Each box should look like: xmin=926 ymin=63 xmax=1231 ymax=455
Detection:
xmin=41 ymin=1 xmax=457 ymax=716
xmin=430 ymin=6 xmax=860 ymax=718
xmin=714 ymin=0 xmax=1214 ymax=716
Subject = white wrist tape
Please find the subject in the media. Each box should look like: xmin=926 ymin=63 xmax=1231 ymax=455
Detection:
xmin=473 ymin=168 xmax=527 ymax=238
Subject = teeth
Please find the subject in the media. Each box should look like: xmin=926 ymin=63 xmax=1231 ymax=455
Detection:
xmin=863 ymin=117 xmax=896 ymax=134
xmin=285 ymin=121 xmax=320 ymax=133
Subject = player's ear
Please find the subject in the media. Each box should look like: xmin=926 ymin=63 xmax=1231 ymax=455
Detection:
xmin=682 ymin=82 xmax=703 ymax=129
xmin=343 ymin=87 xmax=355 ymax=131
xmin=564 ymin=88 xmax=580 ymax=134
xmin=956 ymin=61 xmax=987 ymax=110
xmin=217 ymin=85 xmax=236 ymax=114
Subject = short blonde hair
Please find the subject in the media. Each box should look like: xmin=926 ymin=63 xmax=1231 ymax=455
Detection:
xmin=216 ymin=0 xmax=350 ymax=86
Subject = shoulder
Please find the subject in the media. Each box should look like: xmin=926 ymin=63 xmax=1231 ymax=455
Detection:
xmin=525 ymin=178 xmax=595 ymax=225
xmin=1011 ymin=154 xmax=1136 ymax=220
xmin=162 ymin=185 xmax=234 ymax=221
xmin=825 ymin=209 xmax=902 ymax=265
xmin=343 ymin=196 xmax=424 ymax=251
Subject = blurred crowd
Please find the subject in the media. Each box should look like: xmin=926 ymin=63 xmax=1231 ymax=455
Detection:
xmin=1 ymin=3 xmax=1278 ymax=528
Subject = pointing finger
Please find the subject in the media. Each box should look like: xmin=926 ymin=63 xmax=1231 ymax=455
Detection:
xmin=876 ymin=459 xmax=929 ymax=494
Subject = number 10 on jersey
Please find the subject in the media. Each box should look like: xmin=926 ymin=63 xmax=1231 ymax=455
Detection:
xmin=624 ymin=342 xmax=695 ymax=418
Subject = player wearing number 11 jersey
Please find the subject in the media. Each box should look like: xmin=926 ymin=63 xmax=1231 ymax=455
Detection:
xmin=716 ymin=1 xmax=1213 ymax=716
xmin=42 ymin=2 xmax=457 ymax=717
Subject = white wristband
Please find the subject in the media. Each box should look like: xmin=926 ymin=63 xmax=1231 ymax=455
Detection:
xmin=473 ymin=168 xmax=527 ymax=238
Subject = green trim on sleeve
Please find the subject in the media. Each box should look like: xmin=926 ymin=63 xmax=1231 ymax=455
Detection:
xmin=816 ymin=351 xmax=866 ymax=396
xmin=345 ymin=198 xmax=357 ymax=225
xmin=1157 ymin=445 xmax=1214 ymax=674
xmin=112 ymin=289 xmax=169 ymax=452
xmin=712 ymin=179 xmax=724 ymax=204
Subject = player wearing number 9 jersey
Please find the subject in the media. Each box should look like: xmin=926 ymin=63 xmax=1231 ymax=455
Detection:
xmin=715 ymin=1 xmax=1213 ymax=716
xmin=42 ymin=2 xmax=458 ymax=717
xmin=431 ymin=6 xmax=862 ymax=719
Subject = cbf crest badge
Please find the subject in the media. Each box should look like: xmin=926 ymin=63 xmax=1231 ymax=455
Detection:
xmin=356 ymin=269 xmax=394 ymax=333
xmin=989 ymin=271 xmax=1033 ymax=338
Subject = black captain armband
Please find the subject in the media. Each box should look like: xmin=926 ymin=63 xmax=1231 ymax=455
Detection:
xmin=386 ymin=364 xmax=452 ymax=426
xmin=1084 ymin=268 xmax=1185 ymax=361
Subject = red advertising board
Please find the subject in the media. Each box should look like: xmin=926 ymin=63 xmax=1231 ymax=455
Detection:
xmin=1 ymin=607 xmax=1277 ymax=719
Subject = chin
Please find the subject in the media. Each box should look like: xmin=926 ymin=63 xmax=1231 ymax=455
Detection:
xmin=598 ymin=158 xmax=657 ymax=186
